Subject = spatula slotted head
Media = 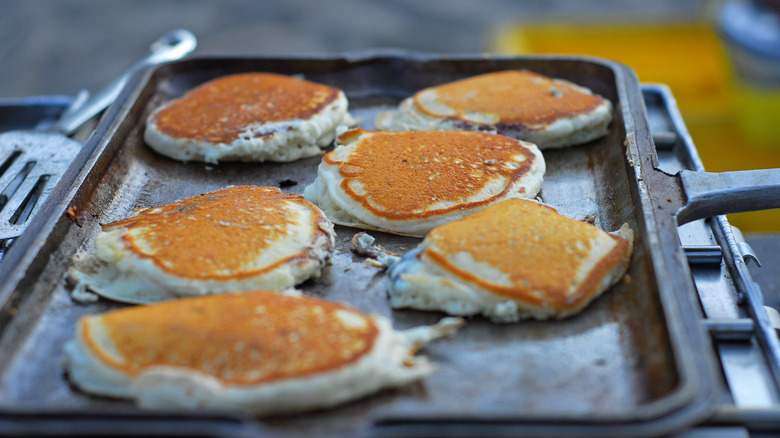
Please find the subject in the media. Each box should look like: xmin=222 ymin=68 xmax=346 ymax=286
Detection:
xmin=0 ymin=131 xmax=81 ymax=240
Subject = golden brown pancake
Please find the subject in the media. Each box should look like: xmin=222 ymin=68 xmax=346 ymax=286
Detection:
xmin=69 ymin=186 xmax=335 ymax=303
xmin=144 ymin=73 xmax=354 ymax=163
xmin=63 ymin=291 xmax=463 ymax=415
xmin=388 ymin=199 xmax=633 ymax=321
xmin=303 ymin=128 xmax=545 ymax=237
xmin=81 ymin=292 xmax=378 ymax=385
xmin=375 ymin=70 xmax=613 ymax=149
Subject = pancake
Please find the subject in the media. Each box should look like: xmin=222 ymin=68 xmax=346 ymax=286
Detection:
xmin=303 ymin=128 xmax=545 ymax=237
xmin=375 ymin=70 xmax=612 ymax=149
xmin=69 ymin=186 xmax=335 ymax=304
xmin=63 ymin=291 xmax=463 ymax=415
xmin=388 ymin=199 xmax=633 ymax=322
xmin=144 ymin=73 xmax=355 ymax=163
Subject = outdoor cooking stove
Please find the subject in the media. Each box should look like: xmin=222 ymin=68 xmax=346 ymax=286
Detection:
xmin=643 ymin=84 xmax=780 ymax=436
xmin=0 ymin=55 xmax=778 ymax=436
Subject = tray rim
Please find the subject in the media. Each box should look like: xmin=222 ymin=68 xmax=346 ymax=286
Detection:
xmin=0 ymin=51 xmax=719 ymax=437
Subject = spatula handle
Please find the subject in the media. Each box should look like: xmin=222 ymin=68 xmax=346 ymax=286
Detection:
xmin=51 ymin=29 xmax=197 ymax=136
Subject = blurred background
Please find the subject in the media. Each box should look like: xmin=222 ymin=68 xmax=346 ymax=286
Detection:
xmin=0 ymin=0 xmax=777 ymax=288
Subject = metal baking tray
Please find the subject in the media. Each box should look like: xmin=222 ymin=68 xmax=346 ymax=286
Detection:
xmin=0 ymin=52 xmax=725 ymax=437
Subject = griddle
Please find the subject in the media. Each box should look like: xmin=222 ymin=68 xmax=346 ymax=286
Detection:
xmin=0 ymin=52 xmax=777 ymax=437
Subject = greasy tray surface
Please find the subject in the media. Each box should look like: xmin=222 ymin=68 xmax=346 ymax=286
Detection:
xmin=0 ymin=54 xmax=713 ymax=437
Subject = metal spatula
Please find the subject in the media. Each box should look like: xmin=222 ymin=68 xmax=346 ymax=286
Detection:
xmin=0 ymin=29 xmax=196 ymax=242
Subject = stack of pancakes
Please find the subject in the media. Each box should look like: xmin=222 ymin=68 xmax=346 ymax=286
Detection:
xmin=65 ymin=69 xmax=630 ymax=415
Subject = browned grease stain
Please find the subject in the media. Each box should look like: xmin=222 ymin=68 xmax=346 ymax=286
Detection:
xmin=422 ymin=199 xmax=630 ymax=310
xmin=103 ymin=186 xmax=320 ymax=280
xmin=81 ymin=291 xmax=379 ymax=385
xmin=323 ymin=129 xmax=538 ymax=220
xmin=415 ymin=70 xmax=605 ymax=127
xmin=151 ymin=73 xmax=340 ymax=143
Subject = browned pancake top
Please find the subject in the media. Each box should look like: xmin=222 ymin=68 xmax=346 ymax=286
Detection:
xmin=414 ymin=70 xmax=606 ymax=126
xmin=103 ymin=186 xmax=318 ymax=280
xmin=150 ymin=73 xmax=341 ymax=144
xmin=80 ymin=291 xmax=379 ymax=385
xmin=423 ymin=199 xmax=629 ymax=309
xmin=324 ymin=129 xmax=538 ymax=220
